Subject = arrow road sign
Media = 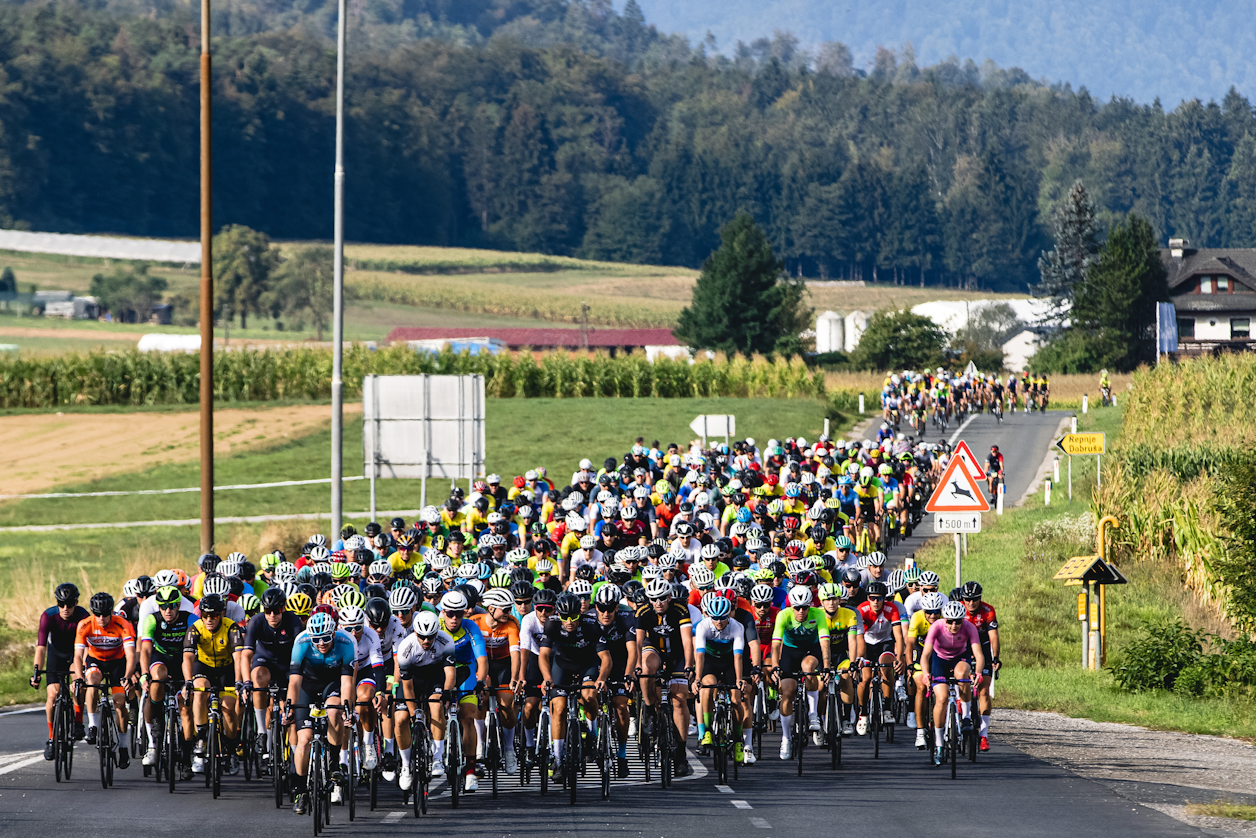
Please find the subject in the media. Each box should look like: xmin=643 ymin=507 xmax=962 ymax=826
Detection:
xmin=952 ymin=439 xmax=986 ymax=480
xmin=925 ymin=457 xmax=991 ymax=513
xmin=690 ymin=414 xmax=735 ymax=440
xmin=1055 ymin=432 xmax=1105 ymax=455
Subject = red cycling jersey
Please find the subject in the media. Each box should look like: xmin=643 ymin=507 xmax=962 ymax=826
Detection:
xmin=964 ymin=602 xmax=998 ymax=645
xmin=856 ymin=600 xmax=902 ymax=646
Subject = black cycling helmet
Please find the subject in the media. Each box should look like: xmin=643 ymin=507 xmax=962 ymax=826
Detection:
xmin=477 ymin=545 xmax=495 ymax=562
xmin=311 ymin=572 xmax=334 ymax=590
xmin=88 ymin=591 xmax=113 ymax=616
xmin=960 ymin=580 xmax=983 ymax=600
xmin=260 ymin=587 xmax=287 ymax=611
xmin=533 ymin=588 xmax=558 ymax=608
xmin=227 ymin=577 xmax=245 ymax=597
xmin=453 ymin=583 xmax=480 ymax=610
xmin=768 ymin=561 xmax=787 ymax=578
xmin=341 ymin=524 xmax=357 ymax=539
xmin=866 ymin=581 xmax=889 ymax=598
xmin=134 ymin=575 xmax=157 ymax=598
xmin=54 ymin=583 xmax=80 ymax=606
xmin=198 ymin=552 xmax=221 ymax=572
xmin=390 ymin=517 xmax=406 ymax=530
xmin=239 ymin=560 xmax=257 ymax=580
xmin=199 ymin=593 xmax=226 ymax=615
xmin=555 ymin=591 xmax=582 ymax=618
xmin=364 ymin=521 xmax=382 ymax=537
xmin=731 ymin=552 xmax=751 ymax=570
xmin=646 ymin=543 xmax=666 ymax=560
xmin=296 ymin=583 xmax=318 ymax=600
xmin=363 ymin=583 xmax=389 ymax=602
xmin=841 ymin=568 xmax=862 ymax=586
xmin=353 ymin=548 xmax=374 ymax=566
xmin=607 ymin=565 xmax=631 ymax=585
xmin=575 ymin=565 xmax=596 ymax=582
xmin=794 ymin=569 xmax=818 ymax=588
xmin=510 ymin=567 xmax=535 ymax=585
xmin=364 ymin=597 xmax=391 ymax=628
xmin=949 ymin=587 xmax=964 ymax=601
xmin=510 ymin=581 xmax=535 ymax=602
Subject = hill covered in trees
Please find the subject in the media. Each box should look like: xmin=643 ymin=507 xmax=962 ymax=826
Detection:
xmin=3 ymin=1 xmax=1256 ymax=292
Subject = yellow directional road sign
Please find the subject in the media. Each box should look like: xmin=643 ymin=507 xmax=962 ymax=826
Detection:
xmin=1055 ymin=432 xmax=1106 ymax=456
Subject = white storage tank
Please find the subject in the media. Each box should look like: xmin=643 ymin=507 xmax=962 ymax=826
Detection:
xmin=815 ymin=311 xmax=844 ymax=354
xmin=844 ymin=310 xmax=869 ymax=353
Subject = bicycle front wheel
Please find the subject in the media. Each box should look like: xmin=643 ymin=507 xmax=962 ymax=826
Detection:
xmin=566 ymin=712 xmax=579 ymax=805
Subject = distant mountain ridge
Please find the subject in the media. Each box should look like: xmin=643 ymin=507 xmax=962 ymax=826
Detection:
xmin=635 ymin=0 xmax=1248 ymax=105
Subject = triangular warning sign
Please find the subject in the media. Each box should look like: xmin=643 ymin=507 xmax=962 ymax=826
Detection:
xmin=952 ymin=440 xmax=986 ymax=480
xmin=926 ymin=457 xmax=991 ymax=513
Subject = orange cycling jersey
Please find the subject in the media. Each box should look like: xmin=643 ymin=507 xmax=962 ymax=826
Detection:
xmin=470 ymin=613 xmax=521 ymax=661
xmin=74 ymin=615 xmax=135 ymax=662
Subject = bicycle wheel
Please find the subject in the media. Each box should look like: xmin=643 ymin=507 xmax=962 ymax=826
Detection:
xmin=99 ymin=718 xmax=110 ymax=789
xmin=566 ymin=709 xmax=579 ymax=805
xmin=871 ymin=688 xmax=881 ymax=759
xmin=209 ymin=720 xmax=221 ymax=799
xmin=487 ymin=714 xmax=499 ymax=799
xmin=969 ymin=699 xmax=979 ymax=763
xmin=794 ymin=702 xmax=805 ymax=777
xmin=658 ymin=707 xmax=672 ymax=789
xmin=168 ymin=707 xmax=180 ymax=794
xmin=241 ymin=708 xmax=254 ymax=782
xmin=827 ymin=693 xmax=840 ymax=770
xmin=599 ymin=712 xmax=611 ymax=800
xmin=272 ymin=715 xmax=285 ymax=808
xmin=410 ymin=732 xmax=424 ymax=818
xmin=347 ymin=728 xmax=357 ymax=822
xmin=62 ymin=700 xmax=74 ymax=781
xmin=447 ymin=715 xmax=461 ymax=809
xmin=369 ymin=748 xmax=378 ymax=810
xmin=311 ymin=742 xmax=323 ymax=836
xmin=53 ymin=700 xmax=64 ymax=783
xmin=538 ymin=710 xmax=550 ymax=796
xmin=949 ymin=704 xmax=959 ymax=780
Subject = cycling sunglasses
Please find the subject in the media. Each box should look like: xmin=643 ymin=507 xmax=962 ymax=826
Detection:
xmin=443 ymin=609 xmax=465 ymax=618
xmin=263 ymin=606 xmax=284 ymax=615
xmin=514 ymin=599 xmax=534 ymax=607
xmin=945 ymin=618 xmax=964 ymax=626
xmin=867 ymin=596 xmax=885 ymax=602
xmin=924 ymin=609 xmax=942 ymax=616
xmin=648 ymin=594 xmax=671 ymax=603
xmin=791 ymin=604 xmax=810 ymax=611
xmin=535 ymin=605 xmax=555 ymax=612
xmin=595 ymin=602 xmax=618 ymax=613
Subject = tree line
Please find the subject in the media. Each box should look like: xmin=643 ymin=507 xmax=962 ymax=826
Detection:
xmin=5 ymin=2 xmax=1256 ymax=291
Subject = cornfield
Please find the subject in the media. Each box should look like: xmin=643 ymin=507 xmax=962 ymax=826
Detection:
xmin=1096 ymin=355 xmax=1256 ymax=625
xmin=0 ymin=346 xmax=828 ymax=408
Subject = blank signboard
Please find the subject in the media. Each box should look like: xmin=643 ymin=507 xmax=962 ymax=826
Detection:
xmin=362 ymin=374 xmax=485 ymax=480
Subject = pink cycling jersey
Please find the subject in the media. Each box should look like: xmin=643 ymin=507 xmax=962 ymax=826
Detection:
xmin=925 ymin=619 xmax=978 ymax=660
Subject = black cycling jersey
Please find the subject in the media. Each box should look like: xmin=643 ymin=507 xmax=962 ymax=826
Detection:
xmin=634 ymin=602 xmax=692 ymax=659
xmin=592 ymin=611 xmax=637 ymax=669
xmin=539 ymin=616 xmax=605 ymax=667
xmin=241 ymin=611 xmax=306 ymax=670
xmin=143 ymin=611 xmax=194 ymax=657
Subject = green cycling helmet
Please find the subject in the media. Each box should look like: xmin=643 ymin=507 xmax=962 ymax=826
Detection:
xmin=818 ymin=582 xmax=842 ymax=601
xmin=239 ymin=593 xmax=261 ymax=615
xmin=331 ymin=562 xmax=353 ymax=580
xmin=489 ymin=569 xmax=512 ymax=589
xmin=155 ymin=585 xmax=181 ymax=607
xmin=260 ymin=553 xmax=280 ymax=571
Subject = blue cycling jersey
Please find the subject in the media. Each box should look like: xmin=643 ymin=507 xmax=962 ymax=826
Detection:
xmin=445 ymin=620 xmax=487 ymax=693
xmin=290 ymin=629 xmax=357 ymax=684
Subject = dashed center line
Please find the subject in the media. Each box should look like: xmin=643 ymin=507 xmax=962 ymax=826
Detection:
xmin=732 ymin=800 xmax=752 ymax=809
xmin=749 ymin=817 xmax=772 ymax=829
xmin=716 ymin=784 xmax=734 ymax=793
xmin=383 ymin=811 xmax=404 ymax=823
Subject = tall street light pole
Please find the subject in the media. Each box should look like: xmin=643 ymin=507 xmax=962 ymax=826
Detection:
xmin=330 ymin=0 xmax=347 ymax=539
xmin=199 ymin=0 xmax=214 ymax=554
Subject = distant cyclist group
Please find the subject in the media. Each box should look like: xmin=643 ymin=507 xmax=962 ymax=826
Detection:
xmin=32 ymin=380 xmax=1003 ymax=819
xmin=883 ymin=368 xmax=1051 ymax=436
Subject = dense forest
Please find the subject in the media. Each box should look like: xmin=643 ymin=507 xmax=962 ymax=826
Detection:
xmin=4 ymin=1 xmax=1256 ymax=291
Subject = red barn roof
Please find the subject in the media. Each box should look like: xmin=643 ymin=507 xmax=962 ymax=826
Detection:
xmin=385 ymin=327 xmax=681 ymax=348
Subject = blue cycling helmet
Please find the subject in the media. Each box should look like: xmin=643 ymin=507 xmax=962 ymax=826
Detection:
xmin=736 ymin=507 xmax=753 ymax=524
xmin=701 ymin=592 xmax=733 ymax=619
xmin=307 ymin=612 xmax=336 ymax=640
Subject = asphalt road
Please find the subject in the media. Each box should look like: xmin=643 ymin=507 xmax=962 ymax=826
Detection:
xmin=3 ymin=409 xmax=1204 ymax=838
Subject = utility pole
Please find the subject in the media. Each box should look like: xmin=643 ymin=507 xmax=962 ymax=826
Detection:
xmin=329 ymin=0 xmax=348 ymax=539
xmin=580 ymin=301 xmax=590 ymax=351
xmin=198 ymin=0 xmax=214 ymax=554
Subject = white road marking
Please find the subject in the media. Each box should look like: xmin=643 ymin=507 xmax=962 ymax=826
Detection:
xmin=749 ymin=817 xmax=772 ymax=828
xmin=716 ymin=784 xmax=733 ymax=793
xmin=0 ymin=707 xmax=42 ymax=717
xmin=0 ymin=751 xmax=45 ymax=775
xmin=383 ymin=811 xmax=404 ymax=823
xmin=732 ymin=799 xmax=752 ymax=809
xmin=948 ymin=414 xmax=976 ymax=446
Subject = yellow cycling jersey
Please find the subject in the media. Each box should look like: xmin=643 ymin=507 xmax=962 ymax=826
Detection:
xmin=185 ymin=616 xmax=238 ymax=669
xmin=820 ymin=607 xmax=859 ymax=662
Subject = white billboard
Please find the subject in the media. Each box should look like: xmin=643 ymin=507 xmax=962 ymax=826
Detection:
xmin=362 ymin=374 xmax=485 ymax=482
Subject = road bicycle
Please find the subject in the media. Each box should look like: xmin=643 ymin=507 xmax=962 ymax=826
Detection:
xmin=779 ymin=669 xmax=812 ymax=777
xmin=823 ymin=670 xmax=843 ymax=770
xmin=482 ymin=687 xmax=506 ymax=798
xmin=594 ymin=680 xmax=628 ymax=799
xmin=933 ymin=676 xmax=974 ymax=779
xmin=290 ymin=700 xmax=346 ymax=835
xmin=639 ymin=670 xmax=679 ymax=789
xmin=238 ymin=683 xmax=260 ymax=782
xmin=267 ymin=685 xmax=292 ymax=808
xmin=699 ymin=683 xmax=738 ymax=784
xmin=513 ymin=692 xmax=532 ymax=787
xmin=188 ymin=683 xmax=229 ymax=798
xmin=146 ymin=676 xmax=183 ymax=793
xmin=402 ymin=696 xmax=435 ymax=817
xmin=750 ymin=674 xmax=772 ymax=763
xmin=36 ymin=669 xmax=76 ymax=783
xmin=866 ymin=656 xmax=899 ymax=757
xmin=443 ymin=691 xmax=467 ymax=808
xmin=79 ymin=672 xmax=125 ymax=790
xmin=543 ymin=684 xmax=586 ymax=805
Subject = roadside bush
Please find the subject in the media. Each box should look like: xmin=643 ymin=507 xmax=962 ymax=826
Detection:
xmin=1173 ymin=638 xmax=1256 ymax=698
xmin=1023 ymin=512 xmax=1095 ymax=562
xmin=1108 ymin=619 xmax=1205 ymax=692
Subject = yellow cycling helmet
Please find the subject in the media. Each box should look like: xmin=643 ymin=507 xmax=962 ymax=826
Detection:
xmin=287 ymin=592 xmax=313 ymax=617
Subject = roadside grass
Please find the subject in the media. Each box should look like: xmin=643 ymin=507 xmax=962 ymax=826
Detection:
xmin=914 ymin=402 xmax=1256 ymax=739
xmin=1185 ymin=803 xmax=1256 ymax=821
xmin=0 ymin=397 xmax=843 ymax=527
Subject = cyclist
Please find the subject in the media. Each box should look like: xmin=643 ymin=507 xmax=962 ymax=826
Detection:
xmin=393 ymin=611 xmax=459 ymax=792
xmin=770 ymin=585 xmax=832 ymax=759
xmin=516 ymin=587 xmax=557 ymax=766
xmin=336 ymin=604 xmax=384 ymax=775
xmin=181 ymin=593 xmax=242 ymax=776
xmin=137 ymin=585 xmax=195 ymax=774
xmin=854 ymin=581 xmax=905 ymax=736
xmin=817 ymin=582 xmax=860 ymax=737
xmin=436 ymin=589 xmax=489 ymax=792
xmin=634 ymin=578 xmax=695 ymax=777
xmin=287 ymin=610 xmax=356 ymax=815
xmin=365 ymin=596 xmax=406 ymax=774
xmin=591 ymin=584 xmax=637 ymax=777
xmin=240 ymin=587 xmax=305 ymax=760
xmin=33 ymin=583 xmax=88 ymax=759
xmin=986 ymin=446 xmax=1004 ymax=502
xmin=961 ymin=580 xmax=1000 ymax=751
xmin=920 ymin=601 xmax=985 ymax=765
xmin=538 ymin=591 xmax=611 ymax=783
xmin=693 ymin=592 xmax=747 ymax=762
xmin=906 ymin=590 xmax=947 ymax=749
xmin=73 ymin=591 xmax=136 ymax=769
xmin=471 ymin=587 xmax=522 ymax=775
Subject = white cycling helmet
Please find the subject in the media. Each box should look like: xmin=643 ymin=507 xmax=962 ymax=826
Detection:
xmin=579 ymin=535 xmax=598 ymax=550
xmin=645 ymin=579 xmax=672 ymax=600
xmin=307 ymin=545 xmax=331 ymax=563
xmin=866 ymin=552 xmax=886 ymax=567
xmin=941 ymin=601 xmax=966 ymax=620
xmin=750 ymin=584 xmax=775 ymax=604
xmin=919 ymin=571 xmax=941 ymax=586
xmin=122 ymin=579 xmax=139 ymax=598
xmin=226 ymin=551 xmax=247 ymax=564
xmin=274 ymin=562 xmax=297 ymax=583
xmin=369 ymin=560 xmax=392 ymax=578
xmin=595 ymin=584 xmax=622 ymax=605
xmin=658 ymin=553 xmax=678 ymax=570
xmin=482 ymin=588 xmax=512 ymax=610
xmin=217 ymin=560 xmax=241 ymax=578
xmin=920 ymin=592 xmax=947 ymax=612
xmin=689 ymin=564 xmax=715 ymax=589
xmin=414 ymin=611 xmax=441 ymax=637
xmin=420 ymin=506 xmax=441 ymax=524
xmin=457 ymin=563 xmax=479 ymax=579
xmin=154 ymin=570 xmax=178 ymax=588
xmin=339 ymin=605 xmax=365 ymax=629
xmin=202 ymin=576 xmax=230 ymax=597
xmin=787 ymin=585 xmax=812 ymax=608
xmin=700 ymin=543 xmax=720 ymax=560
xmin=389 ymin=587 xmax=418 ymax=611
xmin=440 ymin=591 xmax=469 ymax=611
xmin=568 ymin=579 xmax=593 ymax=597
